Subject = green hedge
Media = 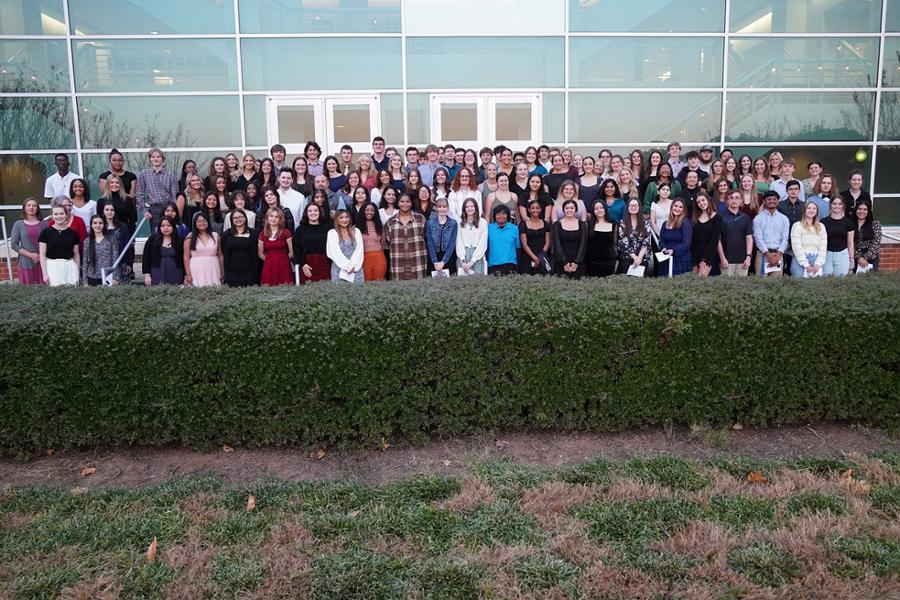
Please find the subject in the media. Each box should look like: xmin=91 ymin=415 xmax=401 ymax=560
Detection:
xmin=0 ymin=275 xmax=898 ymax=455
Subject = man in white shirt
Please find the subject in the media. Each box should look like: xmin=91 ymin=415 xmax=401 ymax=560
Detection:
xmin=44 ymin=153 xmax=81 ymax=199
xmin=276 ymin=168 xmax=303 ymax=225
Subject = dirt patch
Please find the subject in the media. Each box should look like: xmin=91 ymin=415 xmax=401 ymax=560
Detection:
xmin=0 ymin=424 xmax=896 ymax=489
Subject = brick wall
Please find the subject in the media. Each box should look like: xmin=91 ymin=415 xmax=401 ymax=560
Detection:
xmin=882 ymin=242 xmax=900 ymax=272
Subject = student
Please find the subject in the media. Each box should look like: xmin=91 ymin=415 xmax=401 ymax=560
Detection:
xmin=649 ymin=182 xmax=674 ymax=238
xmin=371 ymin=136 xmax=389 ymax=172
xmin=221 ymin=209 xmax=258 ymax=287
xmin=616 ymin=198 xmax=651 ymax=275
xmin=551 ymin=180 xmax=587 ymax=223
xmin=404 ymin=167 xmax=423 ymax=199
xmin=389 ymin=154 xmax=406 ymax=192
xmin=598 ymin=179 xmax=626 ymax=223
xmin=809 ymin=173 xmax=837 ymax=220
xmin=418 ymin=144 xmax=441 ymax=187
xmin=56 ymin=196 xmax=87 ymax=244
xmin=442 ymin=144 xmax=460 ymax=179
xmin=487 ymin=205 xmax=521 ymax=275
xmin=485 ymin=172 xmax=517 ymax=223
xmin=480 ymin=162 xmax=499 ymax=207
xmin=270 ymin=143 xmax=288 ymax=173
xmin=203 ymin=156 xmax=229 ymax=192
xmin=518 ymin=199 xmax=551 ymax=275
xmin=10 ymin=198 xmax=47 ymax=285
xmin=432 ymin=167 xmax=451 ymax=201
xmin=293 ymin=203 xmax=331 ymax=284
xmin=80 ymin=215 xmax=119 ymax=286
xmin=276 ymin=168 xmax=304 ymax=225
xmin=327 ymin=209 xmax=364 ymax=283
xmin=258 ymin=158 xmax=278 ymax=190
xmin=617 ymin=167 xmax=639 ymax=205
xmin=370 ymin=169 xmax=392 ymax=206
xmin=257 ymin=186 xmax=295 ymax=234
xmin=854 ymin=201 xmax=881 ymax=272
xmin=720 ymin=190 xmax=754 ymax=277
xmin=98 ymin=148 xmax=137 ymax=197
xmin=577 ymin=156 xmax=600 ymax=210
xmin=698 ymin=145 xmax=715 ymax=172
xmin=448 ymin=168 xmax=480 ymax=221
xmin=737 ymin=174 xmax=762 ymax=219
xmin=384 ymin=193 xmax=428 ymax=280
xmin=183 ymin=212 xmax=222 ymax=287
xmin=643 ymin=163 xmax=681 ymax=212
xmin=585 ymin=201 xmax=617 ymax=277
xmin=67 ymin=178 xmax=95 ymax=229
xmin=357 ymin=155 xmax=377 ymax=191
xmin=658 ymin=198 xmax=693 ymax=277
xmin=233 ymin=153 xmax=260 ymax=192
xmin=752 ymin=157 xmax=771 ymax=193
xmin=509 ymin=161 xmax=530 ymax=199
xmin=162 ymin=201 xmax=189 ymax=239
xmin=543 ymin=154 xmax=571 ymax=199
xmin=777 ymin=179 xmax=806 ymax=274
xmin=676 ymin=151 xmax=709 ymax=187
xmin=456 ymin=198 xmax=488 ymax=276
xmin=142 ymin=216 xmax=185 ymax=286
xmin=768 ymin=152 xmax=783 ymax=180
xmin=357 ymin=201 xmax=386 ymax=281
xmin=258 ymin=207 xmax=294 ymax=286
xmin=802 ymin=161 xmax=823 ymax=198
xmin=323 ymin=155 xmax=346 ymax=193
xmin=690 ymin=193 xmax=724 ymax=277
xmin=820 ymin=197 xmax=855 ymax=277
xmin=345 ymin=185 xmax=370 ymax=223
xmin=416 ymin=185 xmax=434 ymax=221
xmin=225 ymin=153 xmax=240 ymax=178
xmin=789 ymin=202 xmax=827 ymax=278
xmin=425 ymin=198 xmax=458 ymax=275
xmin=667 ymin=142 xmax=685 ymax=175
xmin=178 ymin=159 xmax=197 ymax=194
xmin=839 ymin=169 xmax=872 ymax=215
xmin=379 ymin=187 xmax=399 ymax=225
xmin=770 ymin=159 xmax=806 ymax=202
xmin=223 ymin=191 xmax=256 ymax=231
xmin=38 ymin=204 xmax=80 ymax=286
xmin=753 ymin=191 xmax=790 ymax=278
xmin=44 ymin=153 xmax=81 ymax=199
xmin=339 ymin=144 xmax=355 ymax=176
xmin=199 ymin=191 xmax=224 ymax=235
xmin=177 ymin=172 xmax=204 ymax=223
xmin=551 ymin=199 xmax=587 ymax=279
xmin=136 ymin=148 xmax=179 ymax=230
xmin=210 ymin=175 xmax=230 ymax=212
xmin=304 ymin=141 xmax=324 ymax=177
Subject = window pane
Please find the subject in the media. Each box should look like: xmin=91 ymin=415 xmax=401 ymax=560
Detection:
xmin=77 ymin=96 xmax=241 ymax=149
xmin=331 ymin=105 xmax=371 ymax=143
xmin=73 ymin=39 xmax=237 ymax=93
xmin=239 ymin=0 xmax=400 ymax=33
xmin=276 ymin=105 xmax=317 ymax=145
xmin=0 ymin=97 xmax=74 ymax=150
xmin=879 ymin=92 xmax=900 ymax=139
xmin=81 ymin=150 xmax=229 ymax=200
xmin=243 ymin=95 xmax=266 ymax=147
xmin=725 ymin=92 xmax=875 ymax=142
xmin=242 ymin=38 xmax=401 ymax=91
xmin=729 ymin=38 xmax=878 ymax=88
xmin=568 ymin=0 xmax=724 ymax=32
xmin=440 ymin=103 xmax=478 ymax=141
xmin=872 ymin=197 xmax=900 ymax=225
xmin=730 ymin=0 xmax=882 ymax=34
xmin=888 ymin=0 xmax=900 ymax=31
xmin=569 ymin=37 xmax=723 ymax=88
xmin=495 ymin=103 xmax=532 ymax=141
xmin=380 ymin=93 xmax=404 ymax=146
xmin=875 ymin=145 xmax=900 ymax=195
xmin=407 ymin=37 xmax=563 ymax=89
xmin=882 ymin=37 xmax=900 ymax=86
xmin=728 ymin=145 xmax=871 ymax=193
xmin=568 ymin=92 xmax=721 ymax=144
xmin=407 ymin=0 xmax=563 ymax=35
xmin=542 ymin=92 xmax=564 ymax=143
xmin=0 ymin=0 xmax=65 ymax=35
xmin=0 ymin=154 xmax=58 ymax=205
xmin=0 ymin=40 xmax=69 ymax=93
xmin=406 ymin=93 xmax=429 ymax=145
xmin=69 ymin=0 xmax=234 ymax=35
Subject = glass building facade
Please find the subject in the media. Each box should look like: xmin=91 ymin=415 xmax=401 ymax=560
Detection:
xmin=2 ymin=0 xmax=900 ymax=224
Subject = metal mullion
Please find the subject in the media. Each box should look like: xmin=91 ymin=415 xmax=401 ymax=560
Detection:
xmin=401 ymin=0 xmax=408 ymax=145
xmin=720 ymin=1 xmax=730 ymax=150
xmin=61 ymin=1 xmax=83 ymax=177
xmin=871 ymin=0 xmax=889 ymax=197
xmin=233 ymin=0 xmax=246 ymax=154
xmin=564 ymin=0 xmax=569 ymax=146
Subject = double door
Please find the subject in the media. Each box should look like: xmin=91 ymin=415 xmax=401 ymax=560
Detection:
xmin=430 ymin=94 xmax=542 ymax=149
xmin=266 ymin=95 xmax=381 ymax=157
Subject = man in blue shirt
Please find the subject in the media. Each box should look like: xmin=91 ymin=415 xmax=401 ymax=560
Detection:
xmin=442 ymin=144 xmax=461 ymax=180
xmin=753 ymin=191 xmax=790 ymax=278
xmin=487 ymin=205 xmax=520 ymax=275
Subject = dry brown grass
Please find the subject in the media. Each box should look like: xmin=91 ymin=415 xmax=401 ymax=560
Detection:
xmin=0 ymin=510 xmax=34 ymax=532
xmin=578 ymin=561 xmax=668 ymax=600
xmin=475 ymin=544 xmax=538 ymax=569
xmin=437 ymin=477 xmax=495 ymax=512
xmin=519 ymin=482 xmax=598 ymax=525
xmin=652 ymin=520 xmax=742 ymax=559
xmin=772 ymin=563 xmax=898 ymax=600
xmin=744 ymin=468 xmax=841 ymax=500
xmin=602 ymin=478 xmax=671 ymax=502
xmin=855 ymin=457 xmax=900 ymax=485
xmin=163 ymin=533 xmax=218 ymax=600
xmin=545 ymin=519 xmax=613 ymax=566
xmin=58 ymin=574 xmax=121 ymax=600
xmin=180 ymin=492 xmax=229 ymax=526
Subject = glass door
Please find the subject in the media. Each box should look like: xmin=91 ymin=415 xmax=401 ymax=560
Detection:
xmin=488 ymin=95 xmax=542 ymax=149
xmin=430 ymin=95 xmax=485 ymax=149
xmin=267 ymin=95 xmax=381 ymax=157
xmin=430 ymin=94 xmax=542 ymax=149
xmin=324 ymin=97 xmax=381 ymax=157
xmin=266 ymin=97 xmax=325 ymax=156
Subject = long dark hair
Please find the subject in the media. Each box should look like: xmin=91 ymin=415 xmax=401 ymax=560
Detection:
xmin=202 ymin=191 xmax=223 ymax=223
xmin=86 ymin=215 xmax=105 ymax=270
xmin=190 ymin=212 xmax=212 ymax=251
xmin=855 ymin=200 xmax=875 ymax=239
xmin=354 ymin=201 xmax=382 ymax=236
xmin=164 ymin=200 xmax=182 ymax=225
xmin=622 ymin=198 xmax=647 ymax=237
xmin=154 ymin=216 xmax=182 ymax=252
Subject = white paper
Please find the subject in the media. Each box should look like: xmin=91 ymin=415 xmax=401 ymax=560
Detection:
xmin=857 ymin=263 xmax=873 ymax=274
xmin=458 ymin=267 xmax=473 ymax=277
xmin=803 ymin=268 xmax=823 ymax=278
xmin=338 ymin=269 xmax=356 ymax=282
xmin=764 ymin=262 xmax=782 ymax=274
xmin=431 ymin=269 xmax=450 ymax=278
xmin=627 ymin=265 xmax=645 ymax=277
xmin=654 ymin=251 xmax=671 ymax=263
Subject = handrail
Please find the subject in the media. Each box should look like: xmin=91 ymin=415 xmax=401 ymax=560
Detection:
xmin=101 ymin=215 xmax=148 ymax=286
xmin=882 ymin=232 xmax=900 ymax=243
xmin=0 ymin=217 xmax=12 ymax=282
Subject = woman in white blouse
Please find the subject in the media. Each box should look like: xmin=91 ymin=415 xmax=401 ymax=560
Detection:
xmin=326 ymin=209 xmax=364 ymax=283
xmin=789 ymin=201 xmax=827 ymax=277
xmin=455 ymin=198 xmax=488 ymax=275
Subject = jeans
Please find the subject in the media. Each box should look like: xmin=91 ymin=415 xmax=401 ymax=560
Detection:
xmin=823 ymin=249 xmax=850 ymax=276
xmin=790 ymin=253 xmax=820 ymax=278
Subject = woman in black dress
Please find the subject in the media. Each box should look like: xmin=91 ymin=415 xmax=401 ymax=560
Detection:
xmin=518 ymin=200 xmax=551 ymax=274
xmin=220 ymin=209 xmax=258 ymax=286
xmin=552 ymin=199 xmax=587 ymax=279
xmin=690 ymin=192 xmax=724 ymax=277
xmin=585 ymin=201 xmax=617 ymax=277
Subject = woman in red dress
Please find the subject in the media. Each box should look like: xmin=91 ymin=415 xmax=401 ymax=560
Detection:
xmin=257 ymin=207 xmax=293 ymax=286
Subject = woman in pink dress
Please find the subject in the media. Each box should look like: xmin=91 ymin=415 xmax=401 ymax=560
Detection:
xmin=183 ymin=212 xmax=222 ymax=287
xmin=258 ymin=207 xmax=294 ymax=286
xmin=10 ymin=198 xmax=47 ymax=284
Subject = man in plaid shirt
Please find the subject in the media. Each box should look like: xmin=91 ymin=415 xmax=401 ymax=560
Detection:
xmin=384 ymin=193 xmax=428 ymax=280
xmin=136 ymin=148 xmax=178 ymax=231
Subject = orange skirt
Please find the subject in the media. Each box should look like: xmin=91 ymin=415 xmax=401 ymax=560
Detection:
xmin=363 ymin=250 xmax=387 ymax=281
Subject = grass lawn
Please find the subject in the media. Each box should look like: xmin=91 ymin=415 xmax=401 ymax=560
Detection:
xmin=1 ymin=453 xmax=898 ymax=599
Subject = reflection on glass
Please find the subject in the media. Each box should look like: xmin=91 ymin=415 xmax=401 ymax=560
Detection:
xmin=881 ymin=37 xmax=900 ymax=87
xmin=244 ymin=95 xmax=266 ymax=147
xmin=0 ymin=0 xmax=65 ymax=35
xmin=0 ymin=97 xmax=75 ymax=151
xmin=441 ymin=104 xmax=478 ymax=141
xmin=726 ymin=92 xmax=875 ymax=142
xmin=69 ymin=0 xmax=234 ymax=34
xmin=727 ymin=145 xmax=871 ymax=195
xmin=242 ymin=38 xmax=401 ymax=91
xmin=543 ymin=93 xmax=565 ymax=143
xmin=887 ymin=0 xmax=900 ymax=31
xmin=568 ymin=0 xmax=725 ymax=32
xmin=277 ymin=105 xmax=317 ymax=145
xmin=878 ymin=92 xmax=900 ymax=139
xmin=495 ymin=103 xmax=532 ymax=141
xmin=380 ymin=94 xmax=405 ymax=148
xmin=77 ymin=96 xmax=241 ymax=149
xmin=729 ymin=0 xmax=882 ymax=34
xmin=73 ymin=40 xmax=238 ymax=93
xmin=331 ymin=105 xmax=371 ymax=144
xmin=407 ymin=37 xmax=564 ymax=89
xmin=407 ymin=0 xmax=563 ymax=36
xmin=570 ymin=37 xmax=723 ymax=88
xmin=0 ymin=40 xmax=69 ymax=93
xmin=874 ymin=146 xmax=900 ymax=197
xmin=872 ymin=197 xmax=900 ymax=225
xmin=239 ymin=0 xmax=400 ymax=33
xmin=81 ymin=150 xmax=226 ymax=200
xmin=407 ymin=93 xmax=430 ymax=145
xmin=0 ymin=154 xmax=58 ymax=204
xmin=568 ymin=92 xmax=721 ymax=144
xmin=729 ymin=38 xmax=878 ymax=88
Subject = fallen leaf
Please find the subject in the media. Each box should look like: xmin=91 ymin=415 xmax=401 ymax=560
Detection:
xmin=732 ymin=423 xmax=744 ymax=431
xmin=222 ymin=445 xmax=234 ymax=453
xmin=442 ymin=459 xmax=452 ymax=467
xmin=246 ymin=495 xmax=256 ymax=512
xmin=747 ymin=471 xmax=768 ymax=484
xmin=313 ymin=449 xmax=326 ymax=460
xmin=70 ymin=486 xmax=87 ymax=495
xmin=380 ymin=437 xmax=391 ymax=451
xmin=495 ymin=440 xmax=509 ymax=449
xmin=840 ymin=468 xmax=854 ymax=480
xmin=349 ymin=510 xmax=360 ymax=518
xmin=145 ymin=537 xmax=157 ymax=563
xmin=46 ymin=448 xmax=54 ymax=456
xmin=80 ymin=467 xmax=96 ymax=477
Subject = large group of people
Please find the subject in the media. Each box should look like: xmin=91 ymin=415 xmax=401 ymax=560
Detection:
xmin=11 ymin=138 xmax=884 ymax=287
